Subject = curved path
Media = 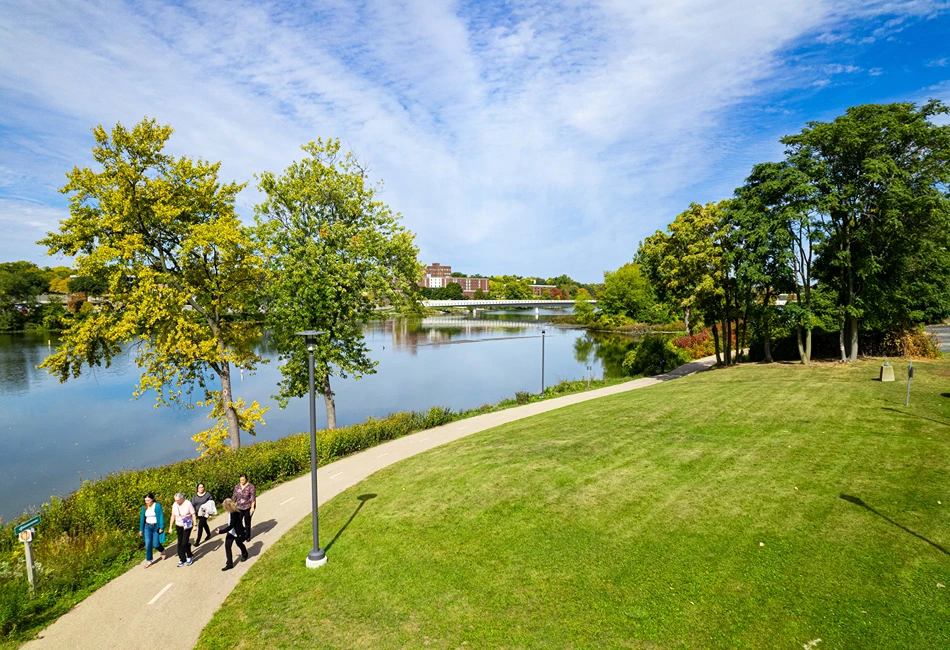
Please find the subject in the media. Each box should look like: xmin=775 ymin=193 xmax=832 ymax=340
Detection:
xmin=25 ymin=355 xmax=718 ymax=650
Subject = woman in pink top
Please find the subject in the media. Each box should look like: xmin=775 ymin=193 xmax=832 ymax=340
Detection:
xmin=170 ymin=492 xmax=196 ymax=566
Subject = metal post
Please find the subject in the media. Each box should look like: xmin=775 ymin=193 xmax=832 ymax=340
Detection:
xmin=23 ymin=536 xmax=36 ymax=593
xmin=906 ymin=360 xmax=914 ymax=407
xmin=298 ymin=331 xmax=327 ymax=568
xmin=541 ymin=329 xmax=546 ymax=394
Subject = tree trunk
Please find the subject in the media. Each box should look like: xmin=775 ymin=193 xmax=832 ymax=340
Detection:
xmin=322 ymin=371 xmax=337 ymax=430
xmin=724 ymin=319 xmax=733 ymax=366
xmin=684 ymin=307 xmax=691 ymax=335
xmin=220 ymin=359 xmax=241 ymax=450
xmin=763 ymin=295 xmax=773 ymax=363
xmin=796 ymin=325 xmax=807 ymax=365
xmin=712 ymin=322 xmax=722 ymax=366
xmin=847 ymin=314 xmax=859 ymax=362
xmin=838 ymin=309 xmax=847 ymax=362
xmin=805 ymin=328 xmax=812 ymax=362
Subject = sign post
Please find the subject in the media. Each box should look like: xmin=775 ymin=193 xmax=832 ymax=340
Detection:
xmin=15 ymin=516 xmax=40 ymax=593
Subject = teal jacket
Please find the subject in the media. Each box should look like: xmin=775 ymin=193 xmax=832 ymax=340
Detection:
xmin=139 ymin=502 xmax=165 ymax=532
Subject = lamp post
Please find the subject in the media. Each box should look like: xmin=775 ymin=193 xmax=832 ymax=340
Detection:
xmin=296 ymin=330 xmax=328 ymax=568
xmin=541 ymin=329 xmax=546 ymax=394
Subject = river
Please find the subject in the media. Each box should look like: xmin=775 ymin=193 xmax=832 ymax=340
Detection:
xmin=0 ymin=309 xmax=639 ymax=521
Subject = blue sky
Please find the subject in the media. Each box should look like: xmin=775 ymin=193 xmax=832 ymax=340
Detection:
xmin=1 ymin=1 xmax=948 ymax=282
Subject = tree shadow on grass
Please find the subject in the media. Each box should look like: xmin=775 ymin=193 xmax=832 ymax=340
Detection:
xmin=326 ymin=494 xmax=377 ymax=552
xmin=840 ymin=494 xmax=949 ymax=556
xmin=880 ymin=407 xmax=950 ymax=428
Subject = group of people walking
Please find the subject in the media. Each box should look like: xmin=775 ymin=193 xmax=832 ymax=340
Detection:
xmin=137 ymin=473 xmax=257 ymax=572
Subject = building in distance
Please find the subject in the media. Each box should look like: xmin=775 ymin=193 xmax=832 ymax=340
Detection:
xmin=420 ymin=263 xmax=489 ymax=297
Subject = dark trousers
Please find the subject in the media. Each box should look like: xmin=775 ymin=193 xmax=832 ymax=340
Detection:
xmin=176 ymin=525 xmax=193 ymax=562
xmin=239 ymin=508 xmax=253 ymax=541
xmin=224 ymin=533 xmax=248 ymax=566
xmin=195 ymin=516 xmax=212 ymax=544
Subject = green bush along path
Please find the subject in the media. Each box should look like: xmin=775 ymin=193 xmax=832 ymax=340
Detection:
xmin=19 ymin=357 xmax=717 ymax=649
xmin=198 ymin=360 xmax=950 ymax=650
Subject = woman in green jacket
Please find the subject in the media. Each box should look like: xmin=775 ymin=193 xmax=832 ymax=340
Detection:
xmin=138 ymin=493 xmax=166 ymax=567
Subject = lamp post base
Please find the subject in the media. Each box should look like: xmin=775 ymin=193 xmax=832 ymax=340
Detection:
xmin=306 ymin=549 xmax=327 ymax=569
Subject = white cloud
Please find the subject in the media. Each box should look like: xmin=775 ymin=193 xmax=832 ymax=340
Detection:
xmin=0 ymin=0 xmax=947 ymax=279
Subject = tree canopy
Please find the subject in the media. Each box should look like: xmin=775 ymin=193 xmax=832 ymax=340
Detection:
xmin=39 ymin=118 xmax=267 ymax=454
xmin=256 ymin=138 xmax=421 ymax=429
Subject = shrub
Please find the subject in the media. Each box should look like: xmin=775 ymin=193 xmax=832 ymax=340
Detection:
xmin=622 ymin=335 xmax=691 ymax=377
xmin=673 ymin=329 xmax=717 ymax=359
xmin=515 ymin=391 xmax=531 ymax=405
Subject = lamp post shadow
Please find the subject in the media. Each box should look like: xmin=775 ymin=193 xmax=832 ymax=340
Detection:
xmin=840 ymin=494 xmax=949 ymax=556
xmin=325 ymin=494 xmax=377 ymax=552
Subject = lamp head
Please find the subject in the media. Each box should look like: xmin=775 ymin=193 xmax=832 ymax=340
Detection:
xmin=295 ymin=330 xmax=326 ymax=349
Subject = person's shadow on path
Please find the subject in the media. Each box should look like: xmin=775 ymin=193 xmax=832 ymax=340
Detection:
xmin=250 ymin=518 xmax=277 ymax=540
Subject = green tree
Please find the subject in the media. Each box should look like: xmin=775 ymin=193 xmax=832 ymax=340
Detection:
xmin=735 ymin=161 xmax=820 ymax=363
xmin=598 ymin=263 xmax=654 ymax=321
xmin=573 ymin=288 xmax=595 ymax=324
xmin=505 ymin=278 xmax=533 ymax=300
xmin=442 ymin=281 xmax=464 ymax=300
xmin=256 ymin=138 xmax=421 ymax=429
xmin=0 ymin=261 xmax=49 ymax=304
xmin=782 ymin=100 xmax=950 ymax=361
xmin=68 ymin=275 xmax=109 ymax=296
xmin=646 ymin=203 xmax=733 ymax=364
xmin=39 ymin=118 xmax=267 ymax=455
xmin=472 ymin=288 xmax=487 ymax=300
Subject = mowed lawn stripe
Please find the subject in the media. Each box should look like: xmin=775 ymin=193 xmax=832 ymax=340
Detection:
xmin=197 ymin=361 xmax=950 ymax=649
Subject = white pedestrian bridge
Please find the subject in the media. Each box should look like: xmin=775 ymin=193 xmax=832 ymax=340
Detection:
xmin=422 ymin=299 xmax=594 ymax=308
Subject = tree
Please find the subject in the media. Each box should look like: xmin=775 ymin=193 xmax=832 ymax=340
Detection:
xmin=68 ymin=275 xmax=109 ymax=296
xmin=472 ymin=288 xmax=487 ymax=300
xmin=735 ymin=161 xmax=819 ymax=363
xmin=782 ymin=101 xmax=950 ymax=361
xmin=256 ymin=138 xmax=421 ymax=429
xmin=645 ymin=203 xmax=734 ymax=365
xmin=598 ymin=263 xmax=654 ymax=321
xmin=505 ymin=278 xmax=533 ymax=300
xmin=573 ymin=288 xmax=595 ymax=324
xmin=43 ymin=265 xmax=73 ymax=294
xmin=442 ymin=281 xmax=464 ymax=300
xmin=0 ymin=261 xmax=49 ymax=304
xmin=39 ymin=118 xmax=267 ymax=455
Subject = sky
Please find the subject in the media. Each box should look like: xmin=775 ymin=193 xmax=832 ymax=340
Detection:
xmin=1 ymin=1 xmax=949 ymax=283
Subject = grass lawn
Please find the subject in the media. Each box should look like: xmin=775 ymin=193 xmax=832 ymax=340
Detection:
xmin=197 ymin=360 xmax=950 ymax=649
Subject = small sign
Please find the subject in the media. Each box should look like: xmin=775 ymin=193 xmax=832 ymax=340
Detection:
xmin=14 ymin=516 xmax=41 ymax=534
xmin=18 ymin=530 xmax=33 ymax=543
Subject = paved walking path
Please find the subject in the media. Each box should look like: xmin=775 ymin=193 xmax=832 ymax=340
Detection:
xmin=25 ymin=355 xmax=718 ymax=650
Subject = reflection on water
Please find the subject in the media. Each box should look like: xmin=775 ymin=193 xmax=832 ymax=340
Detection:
xmin=0 ymin=311 xmax=642 ymax=520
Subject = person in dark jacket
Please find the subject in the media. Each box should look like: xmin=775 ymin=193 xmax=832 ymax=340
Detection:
xmin=216 ymin=498 xmax=248 ymax=571
xmin=191 ymin=483 xmax=214 ymax=546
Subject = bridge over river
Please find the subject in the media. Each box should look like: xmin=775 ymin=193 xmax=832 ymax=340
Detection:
xmin=422 ymin=298 xmax=595 ymax=310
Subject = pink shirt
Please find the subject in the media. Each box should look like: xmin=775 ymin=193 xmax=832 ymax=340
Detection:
xmin=171 ymin=500 xmax=196 ymax=526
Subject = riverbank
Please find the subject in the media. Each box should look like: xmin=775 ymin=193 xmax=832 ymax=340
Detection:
xmin=0 ymin=374 xmax=631 ymax=648
xmin=17 ymin=356 xmax=719 ymax=650
xmin=198 ymin=359 xmax=950 ymax=649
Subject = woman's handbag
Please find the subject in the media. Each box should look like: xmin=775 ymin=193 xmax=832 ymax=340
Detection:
xmin=182 ymin=515 xmax=193 ymax=530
